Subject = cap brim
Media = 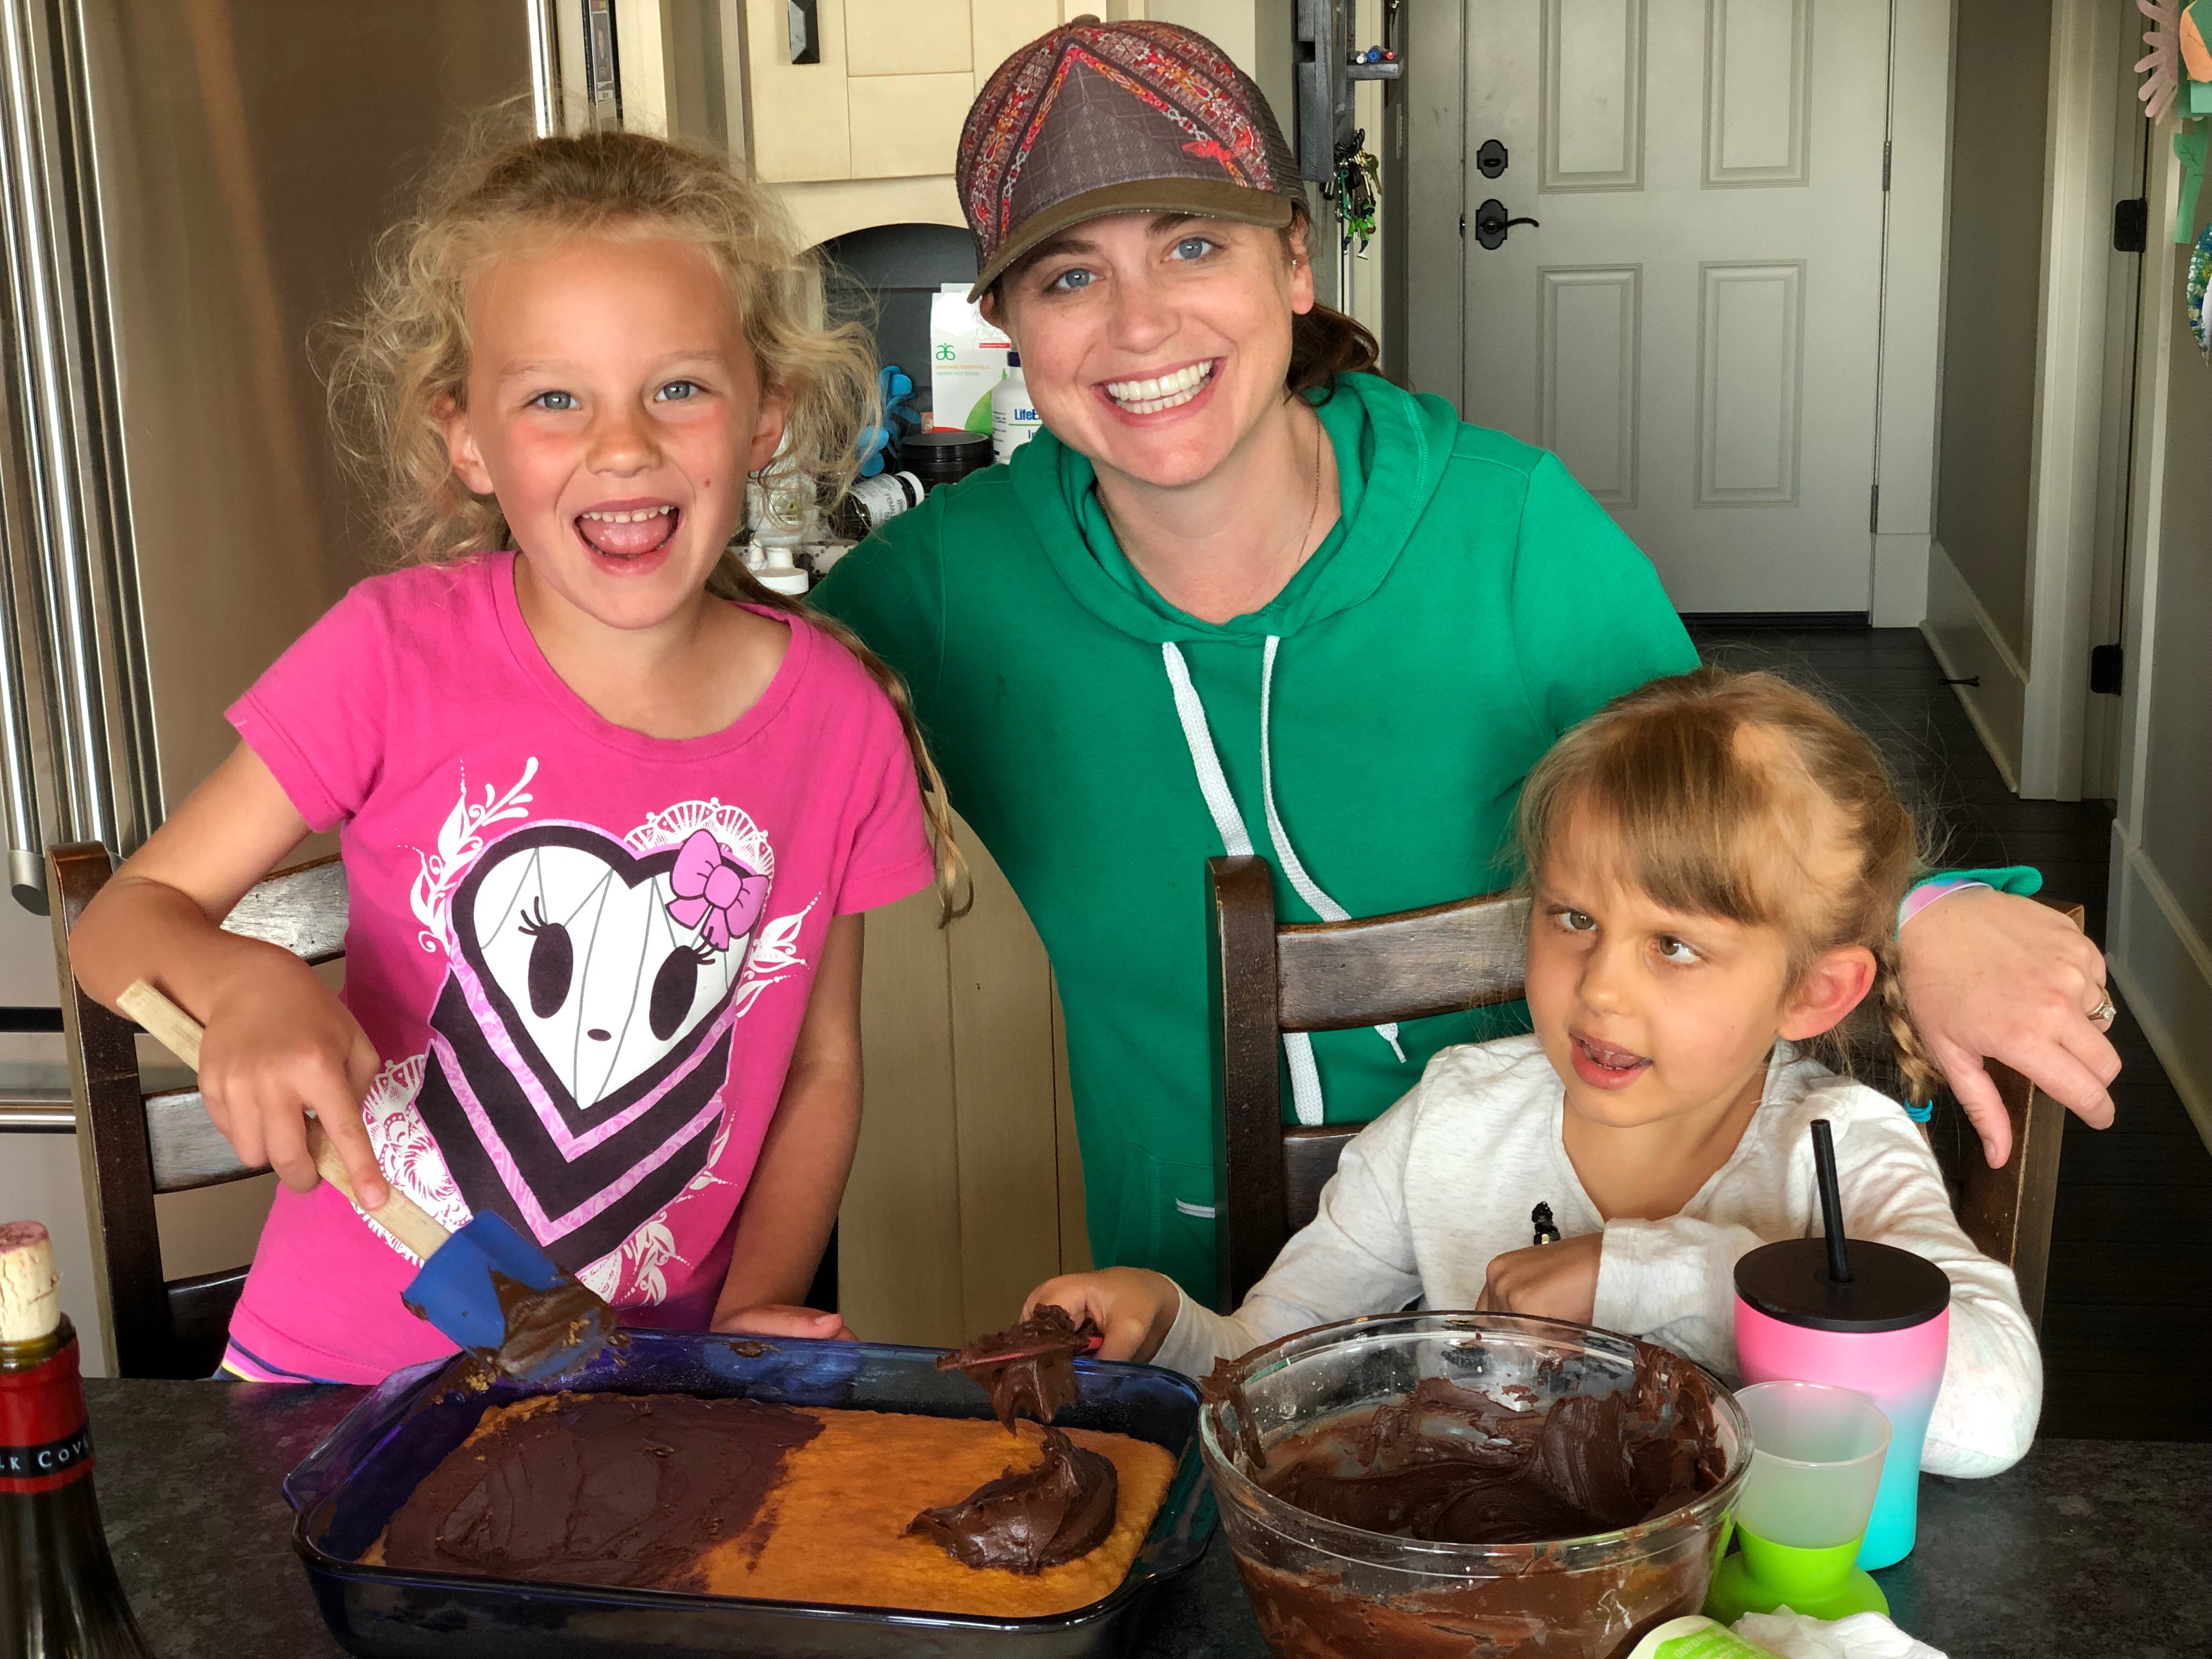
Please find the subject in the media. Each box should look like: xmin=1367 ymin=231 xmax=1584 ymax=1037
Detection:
xmin=967 ymin=179 xmax=1299 ymax=302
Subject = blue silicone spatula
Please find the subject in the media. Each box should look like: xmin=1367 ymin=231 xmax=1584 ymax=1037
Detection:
xmin=119 ymin=980 xmax=618 ymax=1384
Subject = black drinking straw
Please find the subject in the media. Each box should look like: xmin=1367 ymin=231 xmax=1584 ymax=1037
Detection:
xmin=1811 ymin=1119 xmax=1853 ymax=1283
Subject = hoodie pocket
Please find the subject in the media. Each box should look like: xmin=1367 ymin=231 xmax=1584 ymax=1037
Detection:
xmin=1110 ymin=1144 xmax=1218 ymax=1293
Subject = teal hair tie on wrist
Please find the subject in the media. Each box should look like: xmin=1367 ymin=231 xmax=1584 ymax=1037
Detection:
xmin=1905 ymin=1101 xmax=1934 ymax=1124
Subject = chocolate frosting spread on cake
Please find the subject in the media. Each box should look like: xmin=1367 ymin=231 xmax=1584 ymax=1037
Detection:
xmin=1217 ymin=1346 xmax=1733 ymax=1659
xmin=380 ymin=1392 xmax=821 ymax=1588
xmin=907 ymin=1426 xmax=1120 ymax=1574
xmin=936 ymin=1306 xmax=1101 ymax=1431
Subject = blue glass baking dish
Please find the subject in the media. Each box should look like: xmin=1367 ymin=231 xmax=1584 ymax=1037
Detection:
xmin=281 ymin=1328 xmax=1217 ymax=1658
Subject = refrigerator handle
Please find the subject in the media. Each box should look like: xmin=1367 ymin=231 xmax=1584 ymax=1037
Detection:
xmin=0 ymin=515 xmax=43 ymax=912
xmin=0 ymin=0 xmax=150 ymax=909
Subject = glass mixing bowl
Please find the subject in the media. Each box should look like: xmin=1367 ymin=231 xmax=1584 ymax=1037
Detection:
xmin=1198 ymin=1312 xmax=1751 ymax=1659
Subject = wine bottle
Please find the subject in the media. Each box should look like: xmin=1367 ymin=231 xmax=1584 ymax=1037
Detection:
xmin=1 ymin=1222 xmax=152 ymax=1659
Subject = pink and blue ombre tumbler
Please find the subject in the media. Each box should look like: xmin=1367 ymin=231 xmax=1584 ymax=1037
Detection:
xmin=1734 ymin=1233 xmax=1949 ymax=1570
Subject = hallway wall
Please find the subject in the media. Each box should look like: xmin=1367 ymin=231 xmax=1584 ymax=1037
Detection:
xmin=2110 ymin=136 xmax=2212 ymax=1148
xmin=1923 ymin=0 xmax=2052 ymax=783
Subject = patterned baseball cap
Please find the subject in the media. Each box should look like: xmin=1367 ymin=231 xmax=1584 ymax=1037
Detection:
xmin=957 ymin=18 xmax=1302 ymax=301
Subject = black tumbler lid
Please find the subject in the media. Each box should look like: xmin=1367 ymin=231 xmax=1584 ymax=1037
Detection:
xmin=1735 ymin=1236 xmax=1949 ymax=1333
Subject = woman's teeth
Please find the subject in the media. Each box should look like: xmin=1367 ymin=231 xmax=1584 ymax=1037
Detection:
xmin=1103 ymin=361 xmax=1213 ymax=414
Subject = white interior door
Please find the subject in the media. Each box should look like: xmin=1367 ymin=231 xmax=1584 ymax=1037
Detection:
xmin=1461 ymin=0 xmax=1892 ymax=614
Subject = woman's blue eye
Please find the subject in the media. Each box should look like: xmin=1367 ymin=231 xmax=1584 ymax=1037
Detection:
xmin=1047 ymin=266 xmax=1094 ymax=292
xmin=1170 ymin=236 xmax=1215 ymax=261
xmin=656 ymin=380 xmax=699 ymax=402
xmin=531 ymin=390 xmax=579 ymax=412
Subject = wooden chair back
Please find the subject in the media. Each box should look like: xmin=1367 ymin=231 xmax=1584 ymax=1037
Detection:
xmin=46 ymin=843 xmax=348 ymax=1378
xmin=1206 ymin=856 xmax=2070 ymax=1329
xmin=1207 ymin=854 xmax=1530 ymax=1308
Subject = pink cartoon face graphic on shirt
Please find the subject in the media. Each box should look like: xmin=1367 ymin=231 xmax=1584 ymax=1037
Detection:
xmin=409 ymin=820 xmax=771 ymax=1274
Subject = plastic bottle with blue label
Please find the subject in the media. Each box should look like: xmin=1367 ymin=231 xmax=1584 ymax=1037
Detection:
xmin=991 ymin=351 xmax=1042 ymax=464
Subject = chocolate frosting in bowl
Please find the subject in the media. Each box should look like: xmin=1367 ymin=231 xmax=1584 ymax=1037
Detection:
xmin=1261 ymin=1359 xmax=1727 ymax=1547
xmin=907 ymin=1425 xmax=1120 ymax=1574
xmin=1203 ymin=1321 xmax=1745 ymax=1659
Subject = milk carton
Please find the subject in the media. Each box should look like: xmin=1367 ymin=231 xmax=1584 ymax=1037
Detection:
xmin=928 ymin=283 xmax=1013 ymax=435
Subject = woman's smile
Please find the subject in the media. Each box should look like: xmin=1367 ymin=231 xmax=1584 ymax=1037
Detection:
xmin=1097 ymin=358 xmax=1218 ymax=418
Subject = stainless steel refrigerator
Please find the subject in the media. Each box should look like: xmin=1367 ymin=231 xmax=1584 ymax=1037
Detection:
xmin=0 ymin=0 xmax=546 ymax=1371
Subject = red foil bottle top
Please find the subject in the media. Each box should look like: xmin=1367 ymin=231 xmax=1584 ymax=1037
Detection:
xmin=0 ymin=1329 xmax=95 ymax=1494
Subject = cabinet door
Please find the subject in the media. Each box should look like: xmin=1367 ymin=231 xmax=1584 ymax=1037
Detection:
xmin=743 ymin=0 xmax=852 ymax=180
xmin=844 ymin=0 xmax=975 ymax=179
xmin=841 ymin=819 xmax=1079 ymax=1346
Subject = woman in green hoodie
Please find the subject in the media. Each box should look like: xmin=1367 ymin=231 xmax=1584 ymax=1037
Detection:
xmin=812 ymin=19 xmax=2118 ymax=1307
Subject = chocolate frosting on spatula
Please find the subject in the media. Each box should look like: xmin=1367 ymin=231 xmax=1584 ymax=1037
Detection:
xmin=934 ymin=1305 xmax=1101 ymax=1431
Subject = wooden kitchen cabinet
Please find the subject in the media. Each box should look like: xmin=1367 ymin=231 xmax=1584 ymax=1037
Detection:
xmin=838 ymin=817 xmax=1088 ymax=1347
xmin=742 ymin=1 xmax=1148 ymax=186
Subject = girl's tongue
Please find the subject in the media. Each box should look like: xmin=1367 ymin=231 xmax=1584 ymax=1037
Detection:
xmin=577 ymin=505 xmax=678 ymax=559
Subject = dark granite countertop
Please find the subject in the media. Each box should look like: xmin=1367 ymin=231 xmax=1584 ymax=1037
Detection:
xmin=81 ymin=1379 xmax=2209 ymax=1658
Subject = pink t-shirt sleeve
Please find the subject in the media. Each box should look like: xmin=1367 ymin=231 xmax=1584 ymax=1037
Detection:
xmin=226 ymin=585 xmax=392 ymax=833
xmin=832 ymin=694 xmax=936 ymax=917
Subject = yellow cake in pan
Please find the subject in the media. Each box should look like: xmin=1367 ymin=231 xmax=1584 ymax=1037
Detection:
xmin=371 ymin=1391 xmax=1178 ymax=1619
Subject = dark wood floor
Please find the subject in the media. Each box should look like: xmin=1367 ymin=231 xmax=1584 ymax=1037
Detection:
xmin=1689 ymin=622 xmax=2212 ymax=1443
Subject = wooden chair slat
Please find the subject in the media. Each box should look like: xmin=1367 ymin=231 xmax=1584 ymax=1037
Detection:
xmin=166 ymin=1268 xmax=250 ymax=1378
xmin=1277 ymin=894 xmax=1530 ymax=1031
xmin=48 ymin=844 xmax=173 ymax=1377
xmin=218 ymin=855 xmax=347 ymax=963
xmin=47 ymin=841 xmax=349 ymax=1376
xmin=1283 ymin=1128 xmax=1358 ymax=1239
xmin=145 ymin=1088 xmax=258 ymax=1193
xmin=1209 ymin=856 xmax=1288 ymax=1312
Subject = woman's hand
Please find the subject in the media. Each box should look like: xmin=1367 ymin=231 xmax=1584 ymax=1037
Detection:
xmin=1025 ymin=1268 xmax=1181 ymax=1363
xmin=712 ymin=1304 xmax=855 ymax=1341
xmin=1477 ymin=1233 xmax=1602 ymax=1324
xmin=1897 ymin=887 xmax=2119 ymax=1167
xmin=195 ymin=945 xmax=388 ymax=1207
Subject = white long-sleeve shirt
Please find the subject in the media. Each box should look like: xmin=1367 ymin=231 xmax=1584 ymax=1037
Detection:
xmin=1155 ymin=1035 xmax=2041 ymax=1477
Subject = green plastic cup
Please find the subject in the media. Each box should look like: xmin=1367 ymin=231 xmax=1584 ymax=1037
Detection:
xmin=1705 ymin=1381 xmax=1892 ymax=1622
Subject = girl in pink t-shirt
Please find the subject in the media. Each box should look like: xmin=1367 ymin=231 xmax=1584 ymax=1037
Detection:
xmin=67 ymin=131 xmax=957 ymax=1384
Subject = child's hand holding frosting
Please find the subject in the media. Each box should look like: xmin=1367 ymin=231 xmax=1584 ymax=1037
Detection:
xmin=1477 ymin=1232 xmax=1602 ymax=1324
xmin=1024 ymin=1268 xmax=1181 ymax=1363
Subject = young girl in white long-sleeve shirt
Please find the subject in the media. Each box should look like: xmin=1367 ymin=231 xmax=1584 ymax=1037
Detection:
xmin=1031 ymin=666 xmax=2041 ymax=1478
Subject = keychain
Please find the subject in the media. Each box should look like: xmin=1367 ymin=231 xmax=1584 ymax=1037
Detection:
xmin=2189 ymin=221 xmax=2210 ymax=356
xmin=1325 ymin=129 xmax=1380 ymax=257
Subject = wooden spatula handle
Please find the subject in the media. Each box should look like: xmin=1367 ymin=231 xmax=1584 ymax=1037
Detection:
xmin=118 ymin=978 xmax=453 ymax=1263
xmin=119 ymin=978 xmax=203 ymax=1069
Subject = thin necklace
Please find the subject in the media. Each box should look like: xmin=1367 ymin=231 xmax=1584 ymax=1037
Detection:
xmin=1290 ymin=402 xmax=1325 ymax=572
xmin=1100 ymin=403 xmax=1327 ymax=604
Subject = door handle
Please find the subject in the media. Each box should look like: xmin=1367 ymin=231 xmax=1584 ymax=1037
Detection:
xmin=1471 ymin=197 xmax=1539 ymax=251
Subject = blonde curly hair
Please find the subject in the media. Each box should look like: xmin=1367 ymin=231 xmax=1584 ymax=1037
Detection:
xmin=328 ymin=123 xmax=966 ymax=919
